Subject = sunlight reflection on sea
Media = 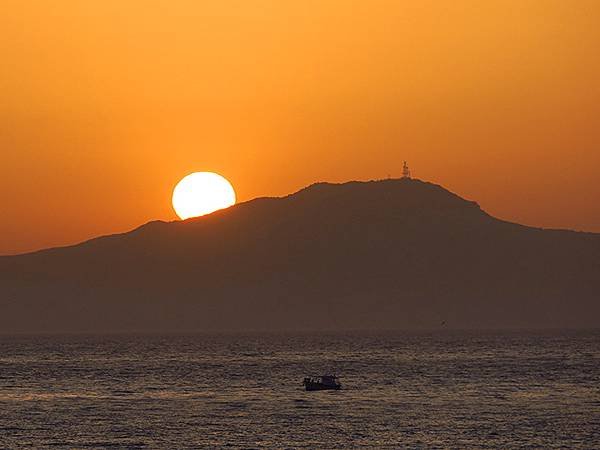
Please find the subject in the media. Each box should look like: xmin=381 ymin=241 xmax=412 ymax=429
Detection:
xmin=0 ymin=331 xmax=599 ymax=448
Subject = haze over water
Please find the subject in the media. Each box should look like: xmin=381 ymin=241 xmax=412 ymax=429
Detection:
xmin=1 ymin=331 xmax=598 ymax=448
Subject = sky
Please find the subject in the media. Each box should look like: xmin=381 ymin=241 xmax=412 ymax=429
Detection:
xmin=1 ymin=0 xmax=599 ymax=255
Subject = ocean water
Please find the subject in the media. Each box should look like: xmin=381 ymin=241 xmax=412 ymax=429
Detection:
xmin=0 ymin=331 xmax=599 ymax=449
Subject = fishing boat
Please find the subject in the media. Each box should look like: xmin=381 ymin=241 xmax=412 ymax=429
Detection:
xmin=303 ymin=375 xmax=341 ymax=391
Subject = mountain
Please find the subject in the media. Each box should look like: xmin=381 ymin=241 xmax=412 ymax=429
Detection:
xmin=1 ymin=178 xmax=599 ymax=333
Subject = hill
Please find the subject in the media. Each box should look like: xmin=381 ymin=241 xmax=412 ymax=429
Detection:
xmin=1 ymin=178 xmax=599 ymax=333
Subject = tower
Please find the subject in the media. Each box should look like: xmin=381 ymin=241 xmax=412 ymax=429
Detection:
xmin=402 ymin=161 xmax=411 ymax=179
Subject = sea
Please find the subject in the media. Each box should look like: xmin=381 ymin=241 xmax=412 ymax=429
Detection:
xmin=0 ymin=331 xmax=598 ymax=449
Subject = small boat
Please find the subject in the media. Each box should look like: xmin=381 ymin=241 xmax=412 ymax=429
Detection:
xmin=303 ymin=375 xmax=341 ymax=391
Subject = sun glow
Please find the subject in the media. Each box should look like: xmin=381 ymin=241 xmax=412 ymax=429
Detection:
xmin=172 ymin=172 xmax=236 ymax=220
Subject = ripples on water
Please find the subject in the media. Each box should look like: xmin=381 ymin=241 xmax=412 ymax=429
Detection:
xmin=0 ymin=331 xmax=599 ymax=448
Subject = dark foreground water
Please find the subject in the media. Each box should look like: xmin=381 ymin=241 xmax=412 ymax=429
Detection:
xmin=0 ymin=331 xmax=599 ymax=449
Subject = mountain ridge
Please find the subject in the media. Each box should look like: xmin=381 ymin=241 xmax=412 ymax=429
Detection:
xmin=5 ymin=178 xmax=596 ymax=259
xmin=1 ymin=178 xmax=599 ymax=333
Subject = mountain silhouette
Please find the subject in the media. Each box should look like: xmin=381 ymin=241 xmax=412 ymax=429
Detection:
xmin=1 ymin=178 xmax=599 ymax=333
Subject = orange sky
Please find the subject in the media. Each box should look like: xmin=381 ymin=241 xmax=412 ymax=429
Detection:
xmin=1 ymin=0 xmax=599 ymax=255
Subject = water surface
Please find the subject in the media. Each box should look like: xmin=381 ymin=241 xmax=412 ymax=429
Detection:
xmin=1 ymin=331 xmax=599 ymax=448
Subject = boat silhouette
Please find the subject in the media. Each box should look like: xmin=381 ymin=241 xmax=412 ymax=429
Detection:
xmin=303 ymin=375 xmax=341 ymax=391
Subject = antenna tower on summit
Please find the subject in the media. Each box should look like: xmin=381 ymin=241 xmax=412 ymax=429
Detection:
xmin=402 ymin=161 xmax=411 ymax=179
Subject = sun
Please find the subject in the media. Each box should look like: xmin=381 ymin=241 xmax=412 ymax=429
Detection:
xmin=172 ymin=172 xmax=236 ymax=220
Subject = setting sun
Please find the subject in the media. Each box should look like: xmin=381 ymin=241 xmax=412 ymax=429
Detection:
xmin=172 ymin=172 xmax=236 ymax=220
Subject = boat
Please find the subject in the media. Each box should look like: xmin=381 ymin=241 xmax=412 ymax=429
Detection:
xmin=303 ymin=375 xmax=341 ymax=391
